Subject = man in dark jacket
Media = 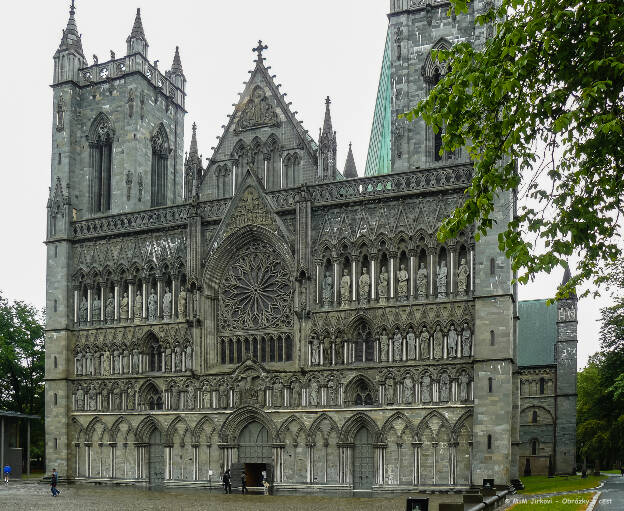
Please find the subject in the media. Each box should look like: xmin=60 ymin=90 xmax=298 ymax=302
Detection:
xmin=222 ymin=469 xmax=231 ymax=494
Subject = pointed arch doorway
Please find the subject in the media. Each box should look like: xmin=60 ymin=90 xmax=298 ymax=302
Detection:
xmin=237 ymin=421 xmax=273 ymax=487
xmin=148 ymin=429 xmax=165 ymax=486
xmin=353 ymin=426 xmax=374 ymax=489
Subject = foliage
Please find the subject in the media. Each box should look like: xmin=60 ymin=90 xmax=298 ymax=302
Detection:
xmin=401 ymin=0 xmax=624 ymax=299
xmin=0 ymin=292 xmax=45 ymax=459
xmin=517 ymin=475 xmax=603 ymax=495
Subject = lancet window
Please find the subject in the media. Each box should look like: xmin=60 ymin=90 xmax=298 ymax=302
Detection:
xmin=151 ymin=124 xmax=170 ymax=207
xmin=88 ymin=113 xmax=114 ymax=213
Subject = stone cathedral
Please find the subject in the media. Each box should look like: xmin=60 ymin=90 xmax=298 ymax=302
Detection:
xmin=45 ymin=1 xmax=577 ymax=491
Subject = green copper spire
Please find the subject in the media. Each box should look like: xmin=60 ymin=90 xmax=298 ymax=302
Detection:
xmin=364 ymin=27 xmax=392 ymax=176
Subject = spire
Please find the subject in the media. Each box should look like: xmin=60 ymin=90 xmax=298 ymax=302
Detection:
xmin=57 ymin=0 xmax=84 ymax=57
xmin=561 ymin=264 xmax=577 ymax=299
xmin=170 ymin=46 xmax=184 ymax=76
xmin=344 ymin=143 xmax=358 ymax=179
xmin=189 ymin=122 xmax=198 ymax=158
xmin=126 ymin=8 xmax=149 ymax=57
xmin=322 ymin=96 xmax=334 ymax=136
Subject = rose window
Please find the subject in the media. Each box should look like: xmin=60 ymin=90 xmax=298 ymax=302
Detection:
xmin=219 ymin=241 xmax=292 ymax=331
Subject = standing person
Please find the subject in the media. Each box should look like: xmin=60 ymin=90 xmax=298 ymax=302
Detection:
xmin=222 ymin=469 xmax=231 ymax=494
xmin=50 ymin=468 xmax=60 ymax=497
xmin=3 ymin=464 xmax=10 ymax=484
xmin=241 ymin=473 xmax=247 ymax=494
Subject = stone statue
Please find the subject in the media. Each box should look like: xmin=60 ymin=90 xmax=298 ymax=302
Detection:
xmin=328 ymin=379 xmax=337 ymax=406
xmin=113 ymin=389 xmax=121 ymax=411
xmin=292 ymin=381 xmax=301 ymax=407
xmin=420 ymin=329 xmax=430 ymax=360
xmin=105 ymin=296 xmax=114 ymax=323
xmin=393 ymin=329 xmax=403 ymax=361
xmin=378 ymin=266 xmax=389 ymax=303
xmin=92 ymin=295 xmax=101 ymax=321
xmin=462 ymin=324 xmax=472 ymax=357
xmin=120 ymin=292 xmax=129 ymax=320
xmin=127 ymin=388 xmax=135 ymax=410
xmin=417 ymin=262 xmax=427 ymax=300
xmin=165 ymin=347 xmax=172 ymax=372
xmin=421 ymin=374 xmax=432 ymax=403
xmin=113 ymin=350 xmax=120 ymax=374
xmin=93 ymin=352 xmax=101 ymax=376
xmin=76 ymin=388 xmax=84 ymax=410
xmin=440 ymin=373 xmax=450 ymax=402
xmin=185 ymin=345 xmax=193 ymax=370
xmin=79 ymin=296 xmax=88 ymax=322
xmin=397 ymin=264 xmax=409 ymax=301
xmin=380 ymin=330 xmax=389 ymax=362
xmin=175 ymin=345 xmax=182 ymax=372
xmin=340 ymin=269 xmax=351 ymax=307
xmin=75 ymin=353 xmax=83 ymax=375
xmin=192 ymin=292 xmax=198 ymax=317
xmin=457 ymin=258 xmax=469 ymax=297
xmin=134 ymin=290 xmax=143 ymax=322
xmin=323 ymin=337 xmax=332 ymax=366
xmin=322 ymin=271 xmax=333 ymax=307
xmin=433 ymin=325 xmax=443 ymax=359
xmin=407 ymin=328 xmax=416 ymax=360
xmin=219 ymin=386 xmax=228 ymax=408
xmin=103 ymin=351 xmax=110 ymax=376
xmin=437 ymin=260 xmax=448 ymax=298
xmin=123 ymin=350 xmax=130 ymax=374
xmin=178 ymin=288 xmax=187 ymax=319
xmin=386 ymin=378 xmax=395 ymax=404
xmin=359 ymin=267 xmax=370 ymax=303
xmin=163 ymin=287 xmax=172 ymax=319
xmin=86 ymin=352 xmax=93 ymax=375
xmin=148 ymin=288 xmax=157 ymax=321
xmin=309 ymin=380 xmax=319 ymax=406
xmin=88 ymin=388 xmax=97 ymax=411
xmin=334 ymin=338 xmax=343 ymax=365
xmin=403 ymin=376 xmax=414 ymax=404
xmin=186 ymin=389 xmax=195 ymax=410
xmin=132 ymin=349 xmax=139 ymax=374
xmin=460 ymin=373 xmax=469 ymax=401
xmin=448 ymin=325 xmax=458 ymax=357
xmin=311 ymin=336 xmax=320 ymax=365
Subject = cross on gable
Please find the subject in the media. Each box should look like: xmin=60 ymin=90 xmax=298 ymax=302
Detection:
xmin=252 ymin=40 xmax=268 ymax=60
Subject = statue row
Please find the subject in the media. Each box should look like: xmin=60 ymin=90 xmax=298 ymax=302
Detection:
xmin=74 ymin=345 xmax=193 ymax=376
xmin=321 ymin=258 xmax=470 ymax=307
xmin=309 ymin=324 xmax=473 ymax=366
xmin=77 ymin=286 xmax=195 ymax=325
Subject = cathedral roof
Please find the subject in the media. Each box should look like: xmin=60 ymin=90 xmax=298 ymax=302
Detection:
xmin=56 ymin=0 xmax=84 ymax=58
xmin=344 ymin=142 xmax=358 ymax=178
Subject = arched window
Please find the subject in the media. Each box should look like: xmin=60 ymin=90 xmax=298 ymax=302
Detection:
xmin=432 ymin=67 xmax=443 ymax=161
xmin=151 ymin=124 xmax=170 ymax=207
xmin=487 ymin=434 xmax=492 ymax=450
xmin=54 ymin=356 xmax=58 ymax=369
xmin=532 ymin=410 xmax=538 ymax=423
xmin=148 ymin=340 xmax=163 ymax=372
xmin=488 ymin=377 xmax=493 ymax=393
xmin=539 ymin=377 xmax=545 ymax=395
xmin=490 ymin=257 xmax=496 ymax=275
xmin=531 ymin=439 xmax=538 ymax=455
xmin=54 ymin=393 xmax=58 ymax=406
xmin=490 ymin=330 xmax=495 ymax=346
xmin=88 ymin=113 xmax=114 ymax=213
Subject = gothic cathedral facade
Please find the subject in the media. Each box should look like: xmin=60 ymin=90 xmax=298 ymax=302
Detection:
xmin=44 ymin=1 xmax=576 ymax=490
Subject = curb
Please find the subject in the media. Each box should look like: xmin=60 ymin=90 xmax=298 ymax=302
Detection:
xmin=586 ymin=491 xmax=601 ymax=511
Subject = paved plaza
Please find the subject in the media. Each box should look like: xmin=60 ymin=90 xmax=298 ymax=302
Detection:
xmin=0 ymin=481 xmax=413 ymax=511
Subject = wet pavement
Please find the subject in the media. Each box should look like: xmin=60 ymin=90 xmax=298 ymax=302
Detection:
xmin=595 ymin=474 xmax=624 ymax=510
xmin=0 ymin=481 xmax=413 ymax=511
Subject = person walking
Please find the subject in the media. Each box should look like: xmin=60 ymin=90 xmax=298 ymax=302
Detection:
xmin=50 ymin=468 xmax=60 ymax=497
xmin=222 ymin=469 xmax=231 ymax=494
xmin=3 ymin=464 xmax=10 ymax=485
xmin=241 ymin=473 xmax=247 ymax=494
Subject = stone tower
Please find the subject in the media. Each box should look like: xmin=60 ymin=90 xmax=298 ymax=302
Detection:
xmin=555 ymin=268 xmax=578 ymax=474
xmin=381 ymin=0 xmax=520 ymax=485
xmin=45 ymin=2 xmax=187 ymax=476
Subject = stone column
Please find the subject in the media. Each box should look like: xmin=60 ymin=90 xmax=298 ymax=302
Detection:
xmin=429 ymin=251 xmax=435 ymax=297
xmin=409 ymin=251 xmax=416 ymax=299
xmin=171 ymin=276 xmax=177 ymax=321
xmin=333 ymin=259 xmax=340 ymax=304
xmin=114 ymin=284 xmax=120 ymax=322
xmin=470 ymin=248 xmax=475 ymax=292
xmin=100 ymin=286 xmax=105 ymax=322
xmin=74 ymin=288 xmax=79 ymax=324
xmin=413 ymin=442 xmax=422 ymax=485
xmin=389 ymin=254 xmax=396 ymax=299
xmin=370 ymin=255 xmax=377 ymax=301
xmin=449 ymin=249 xmax=455 ymax=295
xmin=87 ymin=286 xmax=93 ymax=322
xmin=142 ymin=281 xmax=147 ymax=319
xmin=351 ymin=258 xmax=357 ymax=303
xmin=432 ymin=442 xmax=438 ymax=485
xmin=128 ymin=281 xmax=134 ymax=320
xmin=157 ymin=277 xmax=163 ymax=319
xmin=316 ymin=262 xmax=321 ymax=305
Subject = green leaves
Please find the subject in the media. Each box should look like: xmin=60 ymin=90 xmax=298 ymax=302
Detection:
xmin=405 ymin=0 xmax=624 ymax=298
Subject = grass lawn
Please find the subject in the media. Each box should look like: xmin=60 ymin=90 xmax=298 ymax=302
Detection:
xmin=518 ymin=475 xmax=605 ymax=495
xmin=602 ymin=469 xmax=622 ymax=474
xmin=508 ymin=493 xmax=595 ymax=510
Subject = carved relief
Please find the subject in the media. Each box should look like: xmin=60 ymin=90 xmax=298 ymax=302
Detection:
xmin=235 ymin=85 xmax=280 ymax=133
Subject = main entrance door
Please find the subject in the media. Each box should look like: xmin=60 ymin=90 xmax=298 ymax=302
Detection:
xmin=353 ymin=426 xmax=374 ymax=489
xmin=148 ymin=429 xmax=165 ymax=486
xmin=238 ymin=421 xmax=273 ymax=487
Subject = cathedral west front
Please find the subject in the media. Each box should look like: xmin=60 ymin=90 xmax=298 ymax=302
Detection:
xmin=44 ymin=0 xmax=577 ymax=492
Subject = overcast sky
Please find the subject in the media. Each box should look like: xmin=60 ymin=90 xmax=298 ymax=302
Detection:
xmin=0 ymin=0 xmax=611 ymax=369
